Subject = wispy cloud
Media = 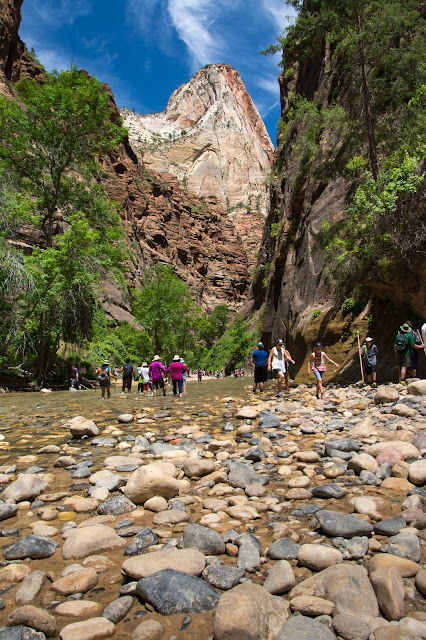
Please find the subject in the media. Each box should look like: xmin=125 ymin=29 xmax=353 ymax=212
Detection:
xmin=20 ymin=0 xmax=93 ymax=28
xmin=263 ymin=0 xmax=295 ymax=33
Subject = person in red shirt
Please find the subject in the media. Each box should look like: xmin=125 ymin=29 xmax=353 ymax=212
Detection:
xmin=166 ymin=355 xmax=188 ymax=397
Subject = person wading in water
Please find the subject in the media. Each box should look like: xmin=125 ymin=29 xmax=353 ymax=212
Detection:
xmin=268 ymin=339 xmax=295 ymax=397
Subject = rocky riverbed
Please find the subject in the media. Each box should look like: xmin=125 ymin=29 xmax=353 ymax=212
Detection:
xmin=0 ymin=378 xmax=425 ymax=640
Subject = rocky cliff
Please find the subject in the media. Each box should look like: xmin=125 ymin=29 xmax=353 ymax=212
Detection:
xmin=1 ymin=1 xmax=250 ymax=316
xmin=248 ymin=41 xmax=426 ymax=381
xmin=121 ymin=64 xmax=274 ymax=267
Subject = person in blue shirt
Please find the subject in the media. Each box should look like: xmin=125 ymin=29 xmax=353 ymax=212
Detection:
xmin=251 ymin=342 xmax=269 ymax=393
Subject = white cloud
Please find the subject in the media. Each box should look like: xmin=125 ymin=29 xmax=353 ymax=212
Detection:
xmin=262 ymin=0 xmax=295 ymax=33
xmin=21 ymin=0 xmax=93 ymax=28
xmin=256 ymin=75 xmax=280 ymax=98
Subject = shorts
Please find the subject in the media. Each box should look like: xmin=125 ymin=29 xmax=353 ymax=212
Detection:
xmin=410 ymin=350 xmax=418 ymax=369
xmin=273 ymin=367 xmax=286 ymax=377
xmin=364 ymin=363 xmax=376 ymax=375
xmin=152 ymin=379 xmax=165 ymax=390
xmin=313 ymin=370 xmax=323 ymax=380
xmin=122 ymin=377 xmax=132 ymax=390
xmin=398 ymin=353 xmax=411 ymax=369
xmin=254 ymin=365 xmax=267 ymax=383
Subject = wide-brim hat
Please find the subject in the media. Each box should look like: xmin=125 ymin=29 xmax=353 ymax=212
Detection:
xmin=142 ymin=362 xmax=147 ymax=367
xmin=400 ymin=323 xmax=410 ymax=333
xmin=102 ymin=360 xmax=110 ymax=365
xmin=153 ymin=355 xmax=161 ymax=361
xmin=173 ymin=355 xmax=180 ymax=361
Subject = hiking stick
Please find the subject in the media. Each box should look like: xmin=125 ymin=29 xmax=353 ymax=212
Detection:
xmin=357 ymin=331 xmax=365 ymax=383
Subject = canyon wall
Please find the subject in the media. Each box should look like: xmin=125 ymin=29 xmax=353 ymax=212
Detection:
xmin=121 ymin=64 xmax=274 ymax=267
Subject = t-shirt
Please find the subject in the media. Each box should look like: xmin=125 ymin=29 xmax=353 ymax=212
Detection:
xmin=166 ymin=362 xmax=187 ymax=380
xmin=149 ymin=361 xmax=166 ymax=381
xmin=394 ymin=332 xmax=414 ymax=355
xmin=138 ymin=366 xmax=150 ymax=383
xmin=422 ymin=322 xmax=426 ymax=346
xmin=73 ymin=368 xmax=81 ymax=380
xmin=252 ymin=349 xmax=268 ymax=366
xmin=362 ymin=344 xmax=378 ymax=366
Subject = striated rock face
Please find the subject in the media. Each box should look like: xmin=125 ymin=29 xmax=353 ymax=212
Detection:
xmin=0 ymin=0 xmax=43 ymax=96
xmin=121 ymin=64 xmax=274 ymax=267
xmin=248 ymin=42 xmax=426 ymax=381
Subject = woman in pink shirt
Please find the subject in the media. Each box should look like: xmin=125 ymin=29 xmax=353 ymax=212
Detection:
xmin=166 ymin=355 xmax=188 ymax=397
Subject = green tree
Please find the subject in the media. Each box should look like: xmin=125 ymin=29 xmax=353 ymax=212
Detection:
xmin=133 ymin=265 xmax=201 ymax=362
xmin=0 ymin=66 xmax=125 ymax=247
xmin=0 ymin=68 xmax=126 ymax=382
xmin=199 ymin=315 xmax=255 ymax=374
xmin=197 ymin=304 xmax=230 ymax=349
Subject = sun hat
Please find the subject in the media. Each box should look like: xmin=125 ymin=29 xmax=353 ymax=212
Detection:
xmin=153 ymin=355 xmax=161 ymax=361
xmin=314 ymin=342 xmax=322 ymax=348
xmin=173 ymin=354 xmax=180 ymax=361
xmin=142 ymin=362 xmax=147 ymax=367
xmin=365 ymin=337 xmax=374 ymax=342
xmin=102 ymin=360 xmax=110 ymax=365
xmin=400 ymin=323 xmax=410 ymax=333
xmin=276 ymin=339 xmax=283 ymax=345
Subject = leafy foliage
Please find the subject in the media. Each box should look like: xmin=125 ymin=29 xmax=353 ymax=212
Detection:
xmin=198 ymin=315 xmax=255 ymax=374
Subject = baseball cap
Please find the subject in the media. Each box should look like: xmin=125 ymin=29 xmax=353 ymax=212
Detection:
xmin=276 ymin=339 xmax=283 ymax=345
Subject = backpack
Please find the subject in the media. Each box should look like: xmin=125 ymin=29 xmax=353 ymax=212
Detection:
xmin=412 ymin=330 xmax=422 ymax=346
xmin=123 ymin=363 xmax=133 ymax=378
xmin=99 ymin=367 xmax=110 ymax=387
xmin=395 ymin=334 xmax=409 ymax=353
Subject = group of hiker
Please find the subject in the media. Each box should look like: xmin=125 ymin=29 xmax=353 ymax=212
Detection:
xmin=85 ymin=355 xmax=188 ymax=399
xmin=251 ymin=319 xmax=426 ymax=399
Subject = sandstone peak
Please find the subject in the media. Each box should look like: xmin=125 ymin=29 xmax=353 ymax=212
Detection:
xmin=121 ymin=63 xmax=274 ymax=267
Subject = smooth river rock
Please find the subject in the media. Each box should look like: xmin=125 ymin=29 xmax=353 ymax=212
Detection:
xmin=122 ymin=548 xmax=206 ymax=579
xmin=62 ymin=524 xmax=126 ymax=559
xmin=315 ymin=510 xmax=373 ymax=538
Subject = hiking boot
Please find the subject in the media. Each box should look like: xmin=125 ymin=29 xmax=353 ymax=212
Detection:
xmin=259 ymin=390 xmax=264 ymax=394
xmin=372 ymin=382 xmax=377 ymax=388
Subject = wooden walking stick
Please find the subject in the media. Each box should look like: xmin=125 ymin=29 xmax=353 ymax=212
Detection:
xmin=357 ymin=331 xmax=365 ymax=383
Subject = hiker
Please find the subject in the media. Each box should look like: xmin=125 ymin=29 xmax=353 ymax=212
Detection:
xmin=394 ymin=323 xmax=423 ymax=384
xmin=117 ymin=358 xmax=134 ymax=394
xmin=181 ymin=359 xmax=188 ymax=393
xmin=137 ymin=361 xmax=150 ymax=395
xmin=268 ymin=338 xmax=295 ymax=397
xmin=360 ymin=337 xmax=378 ymax=387
xmin=167 ymin=355 xmax=187 ymax=397
xmin=96 ymin=360 xmax=114 ymax=399
xmin=149 ymin=355 xmax=167 ymax=397
xmin=71 ymin=365 xmax=81 ymax=390
xmin=198 ymin=369 xmax=202 ymax=382
xmin=405 ymin=320 xmax=424 ymax=378
xmin=251 ymin=341 xmax=268 ymax=394
xmin=308 ymin=342 xmax=340 ymax=400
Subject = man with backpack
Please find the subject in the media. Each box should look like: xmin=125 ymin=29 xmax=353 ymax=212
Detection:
xmin=96 ymin=360 xmax=113 ymax=399
xmin=394 ymin=323 xmax=423 ymax=385
xmin=118 ymin=358 xmax=134 ymax=394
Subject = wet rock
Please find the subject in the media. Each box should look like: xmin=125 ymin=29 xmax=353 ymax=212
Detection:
xmin=369 ymin=554 xmax=420 ymax=577
xmin=315 ymin=510 xmax=373 ymax=538
xmin=143 ymin=497 xmax=168 ymax=512
xmin=331 ymin=536 xmax=369 ymax=560
xmin=91 ymin=437 xmax=118 ymax=447
xmin=276 ymin=615 xmax=336 ymax=640
xmin=348 ymin=417 xmax=375 ymax=438
xmin=366 ymin=441 xmax=419 ymax=461
xmin=370 ymin=567 xmax=405 ymax=621
xmin=311 ymin=484 xmax=345 ymax=499
xmin=51 ymin=568 xmax=98 ymax=596
xmin=101 ymin=596 xmax=133 ymax=623
xmin=290 ymin=595 xmax=335 ymax=616
xmin=68 ymin=417 xmax=99 ymax=438
xmin=15 ymin=571 xmax=46 ymax=605
xmin=407 ymin=380 xmax=426 ymax=396
xmin=297 ymin=544 xmax=343 ymax=571
xmin=89 ymin=471 xmax=126 ymax=492
xmin=381 ymin=477 xmax=414 ymax=491
xmin=235 ymin=532 xmax=261 ymax=573
xmin=182 ymin=459 xmax=215 ymax=478
xmin=62 ymin=524 xmax=126 ymax=559
xmin=376 ymin=447 xmax=404 ymax=468
xmin=136 ymin=569 xmax=219 ymax=614
xmin=59 ymin=618 xmax=115 ymax=640
xmin=0 ymin=629 xmax=46 ymax=640
xmin=374 ymin=386 xmax=399 ymax=404
xmin=0 ymin=566 xmax=31 ymax=583
xmin=132 ymin=619 xmax=164 ymax=640
xmin=0 ymin=504 xmax=18 ymax=521
xmin=348 ymin=453 xmax=378 ymax=474
xmin=117 ymin=414 xmax=134 ymax=423
xmin=387 ymin=533 xmax=420 ymax=562
xmin=122 ymin=548 xmax=206 ymax=579
xmin=263 ymin=560 xmax=295 ymax=594
xmin=124 ymin=527 xmax=159 ymax=556
xmin=391 ymin=404 xmax=417 ymax=418
xmin=97 ymin=496 xmax=136 ymax=516
xmin=408 ymin=460 xmax=426 ymax=485
xmin=122 ymin=463 xmax=185 ymax=504
xmin=7 ymin=606 xmax=58 ymax=637
xmin=55 ymin=601 xmax=101 ymax=617
xmin=182 ymin=523 xmax=225 ymax=555
xmin=3 ymin=535 xmax=58 ymax=560
xmin=374 ymin=517 xmax=406 ymax=536
xmin=289 ymin=565 xmax=379 ymax=621
xmin=227 ymin=462 xmax=267 ymax=489
xmin=202 ymin=564 xmax=244 ymax=590
xmin=152 ymin=509 xmax=189 ymax=525
xmin=332 ymin=613 xmax=370 ymax=640
xmin=324 ymin=439 xmax=360 ymax=455
xmin=213 ymin=583 xmax=289 ymax=640
xmin=236 ymin=407 xmax=259 ymax=420
xmin=2 ymin=476 xmax=48 ymax=503
xmin=267 ymin=538 xmax=300 ymax=560
xmin=245 ymin=483 xmax=266 ymax=497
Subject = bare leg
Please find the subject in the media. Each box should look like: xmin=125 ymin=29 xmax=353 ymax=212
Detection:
xmin=284 ymin=372 xmax=289 ymax=391
xmin=276 ymin=371 xmax=284 ymax=392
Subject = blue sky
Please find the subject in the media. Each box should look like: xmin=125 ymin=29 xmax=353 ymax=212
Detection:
xmin=19 ymin=0 xmax=295 ymax=143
